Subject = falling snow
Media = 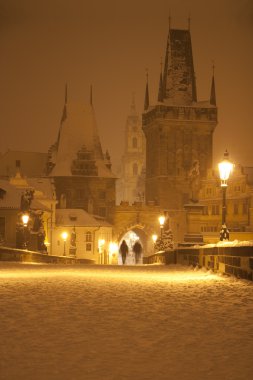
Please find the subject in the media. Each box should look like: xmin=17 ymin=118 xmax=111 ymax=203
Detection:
xmin=0 ymin=263 xmax=253 ymax=380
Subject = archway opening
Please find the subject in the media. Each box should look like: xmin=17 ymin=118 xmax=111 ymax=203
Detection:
xmin=118 ymin=228 xmax=146 ymax=265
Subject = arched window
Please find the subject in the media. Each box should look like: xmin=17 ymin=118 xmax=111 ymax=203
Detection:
xmin=133 ymin=163 xmax=138 ymax=176
xmin=86 ymin=231 xmax=92 ymax=242
xmin=132 ymin=137 xmax=137 ymax=149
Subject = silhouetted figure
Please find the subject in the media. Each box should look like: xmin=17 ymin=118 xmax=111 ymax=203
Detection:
xmin=133 ymin=240 xmax=142 ymax=264
xmin=119 ymin=240 xmax=128 ymax=265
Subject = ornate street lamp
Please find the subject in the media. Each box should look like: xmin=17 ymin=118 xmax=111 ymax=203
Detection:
xmin=61 ymin=231 xmax=68 ymax=256
xmin=218 ymin=150 xmax=233 ymax=241
xmin=158 ymin=215 xmax=165 ymax=238
xmin=22 ymin=214 xmax=29 ymax=249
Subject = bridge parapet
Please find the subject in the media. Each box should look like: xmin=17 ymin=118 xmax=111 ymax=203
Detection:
xmin=144 ymin=245 xmax=253 ymax=281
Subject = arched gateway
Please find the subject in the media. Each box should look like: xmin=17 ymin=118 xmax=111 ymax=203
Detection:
xmin=113 ymin=202 xmax=185 ymax=264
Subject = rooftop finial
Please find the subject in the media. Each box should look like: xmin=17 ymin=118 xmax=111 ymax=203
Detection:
xmin=210 ymin=60 xmax=216 ymax=106
xmin=158 ymin=58 xmax=164 ymax=102
xmin=144 ymin=68 xmax=149 ymax=111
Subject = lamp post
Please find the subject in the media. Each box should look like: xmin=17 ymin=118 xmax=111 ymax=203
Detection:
xmin=158 ymin=215 xmax=165 ymax=238
xmin=22 ymin=214 xmax=29 ymax=249
xmin=61 ymin=231 xmax=68 ymax=256
xmin=218 ymin=150 xmax=233 ymax=241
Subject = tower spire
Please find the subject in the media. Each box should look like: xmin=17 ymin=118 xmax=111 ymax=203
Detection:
xmin=144 ymin=69 xmax=149 ymax=111
xmin=210 ymin=63 xmax=216 ymax=106
xmin=158 ymin=57 xmax=163 ymax=102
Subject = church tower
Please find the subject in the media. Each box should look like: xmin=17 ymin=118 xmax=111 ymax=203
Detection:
xmin=47 ymin=86 xmax=116 ymax=222
xmin=117 ymin=95 xmax=146 ymax=205
xmin=142 ymin=24 xmax=217 ymax=209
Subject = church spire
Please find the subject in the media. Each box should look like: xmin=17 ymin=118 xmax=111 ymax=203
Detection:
xmin=158 ymin=58 xmax=163 ymax=102
xmin=144 ymin=70 xmax=149 ymax=111
xmin=210 ymin=63 xmax=216 ymax=106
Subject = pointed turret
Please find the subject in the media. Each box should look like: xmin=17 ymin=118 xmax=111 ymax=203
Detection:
xmin=158 ymin=58 xmax=163 ymax=102
xmin=210 ymin=65 xmax=216 ymax=106
xmin=144 ymin=71 xmax=149 ymax=111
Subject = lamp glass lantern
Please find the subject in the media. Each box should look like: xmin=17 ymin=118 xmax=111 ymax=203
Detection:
xmin=22 ymin=214 xmax=29 ymax=227
xmin=158 ymin=215 xmax=165 ymax=238
xmin=61 ymin=231 xmax=68 ymax=256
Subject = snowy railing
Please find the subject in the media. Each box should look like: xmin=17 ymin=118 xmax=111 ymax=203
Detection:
xmin=145 ymin=244 xmax=253 ymax=281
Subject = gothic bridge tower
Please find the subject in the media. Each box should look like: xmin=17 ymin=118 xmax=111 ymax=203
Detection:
xmin=47 ymin=86 xmax=116 ymax=222
xmin=142 ymin=24 xmax=217 ymax=209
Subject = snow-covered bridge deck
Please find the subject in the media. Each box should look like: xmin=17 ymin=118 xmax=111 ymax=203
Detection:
xmin=0 ymin=263 xmax=252 ymax=380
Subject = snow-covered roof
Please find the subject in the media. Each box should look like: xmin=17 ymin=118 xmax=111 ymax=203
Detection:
xmin=55 ymin=208 xmax=112 ymax=227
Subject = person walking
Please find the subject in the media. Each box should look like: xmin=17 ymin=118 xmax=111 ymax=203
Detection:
xmin=133 ymin=240 xmax=142 ymax=264
xmin=119 ymin=240 xmax=128 ymax=265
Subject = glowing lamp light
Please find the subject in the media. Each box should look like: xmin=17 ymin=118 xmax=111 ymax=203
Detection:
xmin=152 ymin=234 xmax=158 ymax=244
xmin=61 ymin=231 xmax=68 ymax=242
xmin=158 ymin=215 xmax=165 ymax=227
xmin=218 ymin=150 xmax=233 ymax=186
xmin=22 ymin=214 xmax=29 ymax=226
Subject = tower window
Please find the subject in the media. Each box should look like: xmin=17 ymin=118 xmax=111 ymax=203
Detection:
xmin=132 ymin=137 xmax=137 ymax=149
